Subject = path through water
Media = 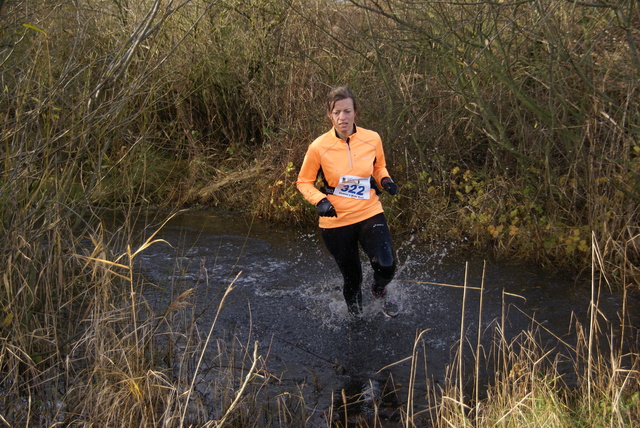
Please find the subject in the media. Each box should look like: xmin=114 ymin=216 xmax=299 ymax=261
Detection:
xmin=129 ymin=210 xmax=638 ymax=426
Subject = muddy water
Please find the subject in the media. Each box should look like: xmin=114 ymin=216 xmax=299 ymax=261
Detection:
xmin=132 ymin=210 xmax=638 ymax=425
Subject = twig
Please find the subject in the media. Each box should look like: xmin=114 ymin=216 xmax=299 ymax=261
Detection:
xmin=474 ymin=261 xmax=486 ymax=421
xmin=458 ymin=262 xmax=469 ymax=426
xmin=400 ymin=279 xmax=483 ymax=291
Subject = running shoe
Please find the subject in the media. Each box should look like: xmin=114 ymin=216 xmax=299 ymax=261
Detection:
xmin=347 ymin=302 xmax=363 ymax=317
xmin=371 ymin=282 xmax=387 ymax=298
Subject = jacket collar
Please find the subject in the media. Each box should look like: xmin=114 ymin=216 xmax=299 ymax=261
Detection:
xmin=333 ymin=124 xmax=357 ymax=141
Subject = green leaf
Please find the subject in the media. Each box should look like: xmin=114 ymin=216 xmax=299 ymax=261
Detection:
xmin=22 ymin=23 xmax=47 ymax=35
xmin=2 ymin=312 xmax=13 ymax=327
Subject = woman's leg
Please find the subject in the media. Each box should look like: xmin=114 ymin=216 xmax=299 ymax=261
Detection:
xmin=358 ymin=213 xmax=396 ymax=296
xmin=321 ymin=224 xmax=363 ymax=314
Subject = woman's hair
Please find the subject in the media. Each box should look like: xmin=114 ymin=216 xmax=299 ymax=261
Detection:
xmin=326 ymin=86 xmax=358 ymax=114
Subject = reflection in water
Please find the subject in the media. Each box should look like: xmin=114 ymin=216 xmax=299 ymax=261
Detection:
xmin=129 ymin=210 xmax=639 ymax=425
xmin=333 ymin=374 xmax=400 ymax=425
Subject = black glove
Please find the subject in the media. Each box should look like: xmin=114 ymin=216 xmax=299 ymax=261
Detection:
xmin=316 ymin=198 xmax=337 ymax=217
xmin=381 ymin=177 xmax=398 ymax=195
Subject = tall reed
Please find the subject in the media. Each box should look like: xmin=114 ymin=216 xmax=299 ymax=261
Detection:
xmin=1 ymin=0 xmax=638 ymax=425
xmin=416 ymin=237 xmax=638 ymax=427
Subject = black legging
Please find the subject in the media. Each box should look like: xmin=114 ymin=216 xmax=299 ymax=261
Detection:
xmin=321 ymin=213 xmax=396 ymax=314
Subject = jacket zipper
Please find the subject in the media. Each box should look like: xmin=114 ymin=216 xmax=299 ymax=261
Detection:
xmin=345 ymin=137 xmax=353 ymax=170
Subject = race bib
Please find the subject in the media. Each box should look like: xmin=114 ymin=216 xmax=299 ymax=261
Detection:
xmin=334 ymin=175 xmax=371 ymax=200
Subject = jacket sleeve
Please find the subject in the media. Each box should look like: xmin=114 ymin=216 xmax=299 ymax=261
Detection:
xmin=372 ymin=135 xmax=391 ymax=186
xmin=296 ymin=145 xmax=326 ymax=206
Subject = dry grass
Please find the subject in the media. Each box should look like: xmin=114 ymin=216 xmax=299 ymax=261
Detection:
xmin=0 ymin=203 xmax=636 ymax=426
xmin=423 ymin=238 xmax=639 ymax=428
xmin=0 ymin=207 xmax=287 ymax=426
xmin=1 ymin=0 xmax=638 ymax=426
xmin=2 ymin=0 xmax=638 ymax=273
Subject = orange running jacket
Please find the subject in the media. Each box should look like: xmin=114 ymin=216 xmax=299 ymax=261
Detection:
xmin=297 ymin=125 xmax=391 ymax=229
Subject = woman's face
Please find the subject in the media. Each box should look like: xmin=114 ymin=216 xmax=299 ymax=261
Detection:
xmin=328 ymin=97 xmax=356 ymax=139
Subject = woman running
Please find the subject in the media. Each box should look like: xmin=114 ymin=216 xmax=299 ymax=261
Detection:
xmin=296 ymin=86 xmax=399 ymax=317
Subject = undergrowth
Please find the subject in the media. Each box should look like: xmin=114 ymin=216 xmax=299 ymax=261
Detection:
xmin=1 ymin=0 xmax=638 ymax=426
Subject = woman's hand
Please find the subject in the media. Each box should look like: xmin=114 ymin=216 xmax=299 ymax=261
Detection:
xmin=316 ymin=198 xmax=337 ymax=217
xmin=381 ymin=177 xmax=398 ymax=195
